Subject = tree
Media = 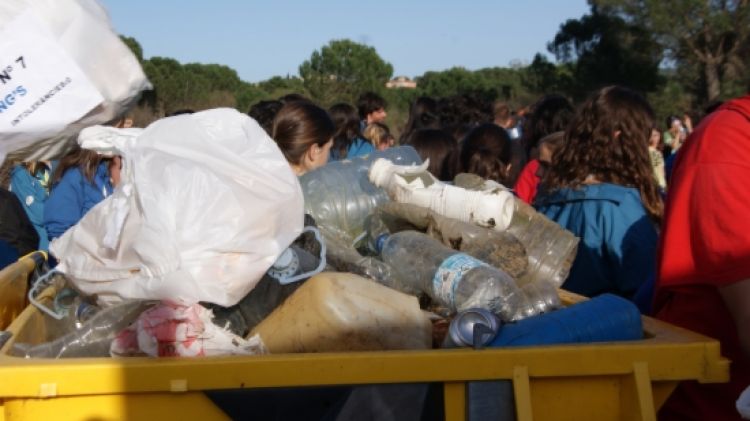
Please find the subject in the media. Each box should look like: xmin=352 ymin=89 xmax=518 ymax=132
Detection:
xmin=120 ymin=36 xmax=144 ymax=63
xmin=548 ymin=7 xmax=663 ymax=99
xmin=594 ymin=0 xmax=750 ymax=103
xmin=522 ymin=53 xmax=573 ymax=98
xmin=299 ymin=39 xmax=393 ymax=104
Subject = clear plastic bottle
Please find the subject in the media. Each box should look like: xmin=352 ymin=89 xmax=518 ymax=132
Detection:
xmin=298 ymin=146 xmax=422 ymax=243
xmin=379 ymin=231 xmax=555 ymax=321
xmin=453 ymin=173 xmax=579 ymax=288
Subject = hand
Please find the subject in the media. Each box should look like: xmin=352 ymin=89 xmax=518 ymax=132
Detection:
xmin=683 ymin=114 xmax=693 ymax=132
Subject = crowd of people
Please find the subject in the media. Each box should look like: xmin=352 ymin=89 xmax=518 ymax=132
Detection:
xmin=0 ymin=86 xmax=748 ymax=420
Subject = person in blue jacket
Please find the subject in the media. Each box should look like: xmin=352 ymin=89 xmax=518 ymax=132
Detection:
xmin=534 ymin=86 xmax=662 ymax=299
xmin=44 ymin=147 xmax=120 ymax=242
xmin=10 ymin=162 xmax=52 ymax=250
xmin=328 ymin=103 xmax=374 ymax=161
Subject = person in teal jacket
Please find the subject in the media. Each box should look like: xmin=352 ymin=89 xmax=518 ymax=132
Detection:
xmin=534 ymin=86 xmax=663 ymax=299
xmin=10 ymin=162 xmax=52 ymax=250
xmin=44 ymin=148 xmax=118 ymax=242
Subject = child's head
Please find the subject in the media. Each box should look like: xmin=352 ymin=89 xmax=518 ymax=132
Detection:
xmin=401 ymin=96 xmax=440 ymax=142
xmin=248 ymin=100 xmax=283 ymax=136
xmin=535 ymin=131 xmax=565 ymax=180
xmin=649 ymin=127 xmax=661 ymax=149
xmin=407 ymin=129 xmax=459 ymax=181
xmin=357 ymin=92 xmax=388 ymax=124
xmin=460 ymin=123 xmax=513 ymax=185
xmin=328 ymin=103 xmax=362 ymax=159
xmin=364 ymin=122 xmax=394 ymax=151
xmin=521 ymin=94 xmax=574 ymax=158
xmin=272 ymin=101 xmax=335 ymax=175
xmin=545 ymin=85 xmax=662 ymax=222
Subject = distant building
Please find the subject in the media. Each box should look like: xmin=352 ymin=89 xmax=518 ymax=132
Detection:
xmin=386 ymin=76 xmax=417 ymax=89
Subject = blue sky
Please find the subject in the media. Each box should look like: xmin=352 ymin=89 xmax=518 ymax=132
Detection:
xmin=100 ymin=1 xmax=590 ymax=83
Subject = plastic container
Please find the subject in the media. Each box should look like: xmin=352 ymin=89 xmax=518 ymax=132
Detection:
xmin=0 ymin=288 xmax=730 ymax=421
xmin=506 ymin=200 xmax=579 ymax=288
xmin=379 ymin=231 xmax=559 ymax=321
xmin=369 ymin=159 xmax=516 ymax=232
xmin=453 ymin=173 xmax=579 ymax=288
xmin=489 ymin=293 xmax=642 ymax=348
xmin=299 ymin=146 xmax=422 ymax=243
xmin=249 ymin=272 xmax=432 ymax=353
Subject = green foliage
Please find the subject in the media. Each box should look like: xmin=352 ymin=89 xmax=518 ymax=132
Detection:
xmin=120 ymin=36 xmax=143 ymax=63
xmin=548 ymin=8 xmax=664 ymax=100
xmin=593 ymin=0 xmax=750 ymax=103
xmin=299 ymin=39 xmax=393 ymax=105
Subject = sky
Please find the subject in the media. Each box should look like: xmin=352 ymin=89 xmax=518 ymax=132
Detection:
xmin=100 ymin=0 xmax=590 ymax=84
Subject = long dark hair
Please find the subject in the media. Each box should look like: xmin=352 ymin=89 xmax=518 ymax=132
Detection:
xmin=400 ymin=96 xmax=439 ymax=143
xmin=460 ymin=123 xmax=513 ymax=185
xmin=407 ymin=129 xmax=459 ymax=181
xmin=543 ymin=86 xmax=663 ymax=223
xmin=328 ymin=103 xmax=362 ymax=160
xmin=272 ymin=102 xmax=335 ymax=166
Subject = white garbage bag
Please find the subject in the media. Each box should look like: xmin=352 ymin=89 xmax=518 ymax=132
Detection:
xmin=0 ymin=0 xmax=151 ymax=163
xmin=50 ymin=108 xmax=304 ymax=307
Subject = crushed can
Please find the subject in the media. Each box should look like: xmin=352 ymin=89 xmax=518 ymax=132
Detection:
xmin=442 ymin=308 xmax=501 ymax=349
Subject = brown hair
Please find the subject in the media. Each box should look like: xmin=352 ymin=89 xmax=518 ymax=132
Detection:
xmin=272 ymin=102 xmax=335 ymax=166
xmin=51 ymin=146 xmax=106 ymax=186
xmin=460 ymin=123 xmax=513 ymax=185
xmin=407 ymin=129 xmax=459 ymax=182
xmin=543 ymin=86 xmax=663 ymax=223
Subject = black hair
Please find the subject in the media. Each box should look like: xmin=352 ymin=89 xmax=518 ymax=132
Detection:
xmin=328 ymin=103 xmax=363 ymax=160
xmin=248 ymin=100 xmax=283 ymax=136
xmin=357 ymin=92 xmax=387 ymax=120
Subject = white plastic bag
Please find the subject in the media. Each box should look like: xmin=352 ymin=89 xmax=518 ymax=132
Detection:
xmin=0 ymin=0 xmax=151 ymax=163
xmin=50 ymin=108 xmax=304 ymax=307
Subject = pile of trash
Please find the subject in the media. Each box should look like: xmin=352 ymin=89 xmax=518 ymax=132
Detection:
xmin=10 ymin=109 xmax=646 ymax=362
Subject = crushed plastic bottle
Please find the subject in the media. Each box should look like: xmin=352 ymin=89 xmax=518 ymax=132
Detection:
xmin=379 ymin=231 xmax=559 ymax=321
xmin=451 ymin=173 xmax=579 ymax=288
xmin=299 ymin=146 xmax=422 ymax=244
xmin=11 ymin=301 xmax=154 ymax=359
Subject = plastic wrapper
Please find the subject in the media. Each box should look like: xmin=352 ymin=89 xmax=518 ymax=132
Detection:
xmin=110 ymin=302 xmax=266 ymax=357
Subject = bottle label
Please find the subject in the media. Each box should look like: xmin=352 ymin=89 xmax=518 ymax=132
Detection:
xmin=375 ymin=234 xmax=389 ymax=254
xmin=433 ymin=253 xmax=488 ymax=308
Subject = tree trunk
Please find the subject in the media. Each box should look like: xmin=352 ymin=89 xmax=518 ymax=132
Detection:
xmin=705 ymin=62 xmax=721 ymax=103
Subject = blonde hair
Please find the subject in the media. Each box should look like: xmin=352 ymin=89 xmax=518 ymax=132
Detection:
xmin=363 ymin=122 xmax=393 ymax=149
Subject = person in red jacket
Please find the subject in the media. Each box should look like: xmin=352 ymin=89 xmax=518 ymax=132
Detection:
xmin=654 ymin=95 xmax=750 ymax=420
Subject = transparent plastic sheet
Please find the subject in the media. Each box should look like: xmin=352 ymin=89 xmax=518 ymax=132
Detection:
xmin=11 ymin=300 xmax=154 ymax=358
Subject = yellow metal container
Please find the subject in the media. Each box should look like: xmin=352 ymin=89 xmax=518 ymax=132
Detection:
xmin=0 ymin=252 xmax=45 ymax=330
xmin=0 ymin=289 xmax=729 ymax=421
